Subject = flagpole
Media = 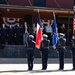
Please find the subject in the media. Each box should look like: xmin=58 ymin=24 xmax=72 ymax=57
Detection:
xmin=67 ymin=11 xmax=70 ymax=45
xmin=73 ymin=0 xmax=75 ymax=34
xmin=53 ymin=12 xmax=55 ymax=35
xmin=53 ymin=12 xmax=55 ymax=19
xmin=38 ymin=9 xmax=39 ymax=13
xmin=52 ymin=12 xmax=58 ymax=49
xmin=37 ymin=9 xmax=43 ymax=30
xmin=35 ymin=9 xmax=43 ymax=49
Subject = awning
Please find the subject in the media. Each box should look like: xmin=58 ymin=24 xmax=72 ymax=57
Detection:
xmin=0 ymin=4 xmax=74 ymax=14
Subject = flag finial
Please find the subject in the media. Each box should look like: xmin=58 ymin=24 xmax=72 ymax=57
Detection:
xmin=38 ymin=9 xmax=40 ymax=13
xmin=53 ymin=12 xmax=55 ymax=18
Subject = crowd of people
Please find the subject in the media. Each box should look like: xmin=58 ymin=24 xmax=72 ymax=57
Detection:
xmin=0 ymin=21 xmax=67 ymax=46
xmin=0 ymin=22 xmax=31 ymax=45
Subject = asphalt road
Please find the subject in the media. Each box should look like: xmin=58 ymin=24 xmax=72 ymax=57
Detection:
xmin=0 ymin=58 xmax=72 ymax=64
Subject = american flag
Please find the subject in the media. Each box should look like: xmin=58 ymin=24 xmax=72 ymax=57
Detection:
xmin=35 ymin=13 xmax=43 ymax=49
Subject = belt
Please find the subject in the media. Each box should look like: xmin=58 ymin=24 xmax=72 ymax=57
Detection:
xmin=27 ymin=48 xmax=34 ymax=49
xmin=43 ymin=47 xmax=49 ymax=48
xmin=59 ymin=46 xmax=65 ymax=49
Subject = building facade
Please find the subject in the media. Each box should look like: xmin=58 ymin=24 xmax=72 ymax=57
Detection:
xmin=0 ymin=0 xmax=74 ymax=58
xmin=0 ymin=0 xmax=74 ymax=45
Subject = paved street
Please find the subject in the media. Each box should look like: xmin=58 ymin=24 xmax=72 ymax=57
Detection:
xmin=0 ymin=58 xmax=74 ymax=75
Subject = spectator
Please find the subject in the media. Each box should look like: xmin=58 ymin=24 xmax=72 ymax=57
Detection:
xmin=15 ymin=22 xmax=21 ymax=45
xmin=23 ymin=22 xmax=30 ymax=45
xmin=45 ymin=23 xmax=53 ymax=45
xmin=42 ymin=23 xmax=46 ymax=34
xmin=7 ymin=25 xmax=13 ymax=45
xmin=59 ymin=24 xmax=66 ymax=36
xmin=31 ymin=23 xmax=37 ymax=41
xmin=1 ymin=23 xmax=7 ymax=44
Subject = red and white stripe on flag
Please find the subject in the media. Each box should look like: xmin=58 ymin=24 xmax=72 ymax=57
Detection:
xmin=36 ymin=23 xmax=43 ymax=49
xmin=73 ymin=19 xmax=75 ymax=30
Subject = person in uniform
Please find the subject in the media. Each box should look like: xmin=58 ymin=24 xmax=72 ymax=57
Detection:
xmin=1 ymin=23 xmax=7 ymax=44
xmin=26 ymin=35 xmax=35 ymax=70
xmin=15 ymin=23 xmax=21 ymax=45
xmin=56 ymin=33 xmax=66 ymax=70
xmin=40 ymin=34 xmax=50 ymax=70
xmin=70 ymin=34 xmax=75 ymax=70
xmin=7 ymin=25 xmax=13 ymax=45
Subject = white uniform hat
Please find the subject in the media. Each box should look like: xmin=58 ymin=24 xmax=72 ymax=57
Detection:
xmin=29 ymin=35 xmax=34 ymax=39
xmin=43 ymin=34 xmax=48 ymax=38
xmin=59 ymin=33 xmax=64 ymax=37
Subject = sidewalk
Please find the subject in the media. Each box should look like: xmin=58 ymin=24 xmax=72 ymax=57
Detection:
xmin=0 ymin=64 xmax=74 ymax=75
xmin=0 ymin=58 xmax=74 ymax=75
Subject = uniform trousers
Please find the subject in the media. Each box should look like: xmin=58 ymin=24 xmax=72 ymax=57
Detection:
xmin=58 ymin=48 xmax=65 ymax=69
xmin=72 ymin=48 xmax=75 ymax=69
xmin=27 ymin=49 xmax=34 ymax=70
xmin=41 ymin=48 xmax=49 ymax=69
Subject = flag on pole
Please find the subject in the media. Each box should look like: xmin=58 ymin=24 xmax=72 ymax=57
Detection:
xmin=52 ymin=13 xmax=58 ymax=49
xmin=73 ymin=11 xmax=75 ymax=32
xmin=35 ymin=13 xmax=43 ymax=49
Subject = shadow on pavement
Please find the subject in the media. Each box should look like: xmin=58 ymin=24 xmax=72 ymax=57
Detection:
xmin=30 ymin=69 xmax=75 ymax=73
xmin=0 ymin=70 xmax=27 ymax=73
xmin=0 ymin=69 xmax=75 ymax=73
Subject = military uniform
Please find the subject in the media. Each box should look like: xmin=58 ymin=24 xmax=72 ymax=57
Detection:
xmin=26 ymin=35 xmax=35 ymax=70
xmin=1 ymin=25 xmax=7 ymax=44
xmin=15 ymin=25 xmax=21 ymax=45
xmin=70 ymin=34 xmax=75 ymax=70
xmin=7 ymin=26 xmax=13 ymax=45
xmin=56 ymin=33 xmax=66 ymax=70
xmin=41 ymin=34 xmax=50 ymax=70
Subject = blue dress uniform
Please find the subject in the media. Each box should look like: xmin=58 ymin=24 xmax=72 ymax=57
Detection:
xmin=70 ymin=34 xmax=75 ymax=70
xmin=56 ymin=33 xmax=66 ymax=70
xmin=8 ymin=26 xmax=13 ymax=45
xmin=1 ymin=26 xmax=6 ymax=44
xmin=26 ymin=35 xmax=35 ymax=70
xmin=41 ymin=34 xmax=50 ymax=70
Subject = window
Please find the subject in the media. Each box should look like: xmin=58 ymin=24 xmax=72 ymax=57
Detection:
xmin=34 ymin=0 xmax=46 ymax=7
xmin=0 ymin=0 xmax=8 ymax=4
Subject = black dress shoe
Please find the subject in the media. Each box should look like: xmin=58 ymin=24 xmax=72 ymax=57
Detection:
xmin=41 ymin=68 xmax=46 ymax=70
xmin=28 ymin=69 xmax=32 ymax=71
xmin=72 ymin=68 xmax=75 ymax=70
xmin=59 ymin=68 xmax=63 ymax=70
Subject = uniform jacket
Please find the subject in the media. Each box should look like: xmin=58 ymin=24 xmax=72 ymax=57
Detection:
xmin=56 ymin=38 xmax=66 ymax=50
xmin=40 ymin=39 xmax=50 ymax=51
